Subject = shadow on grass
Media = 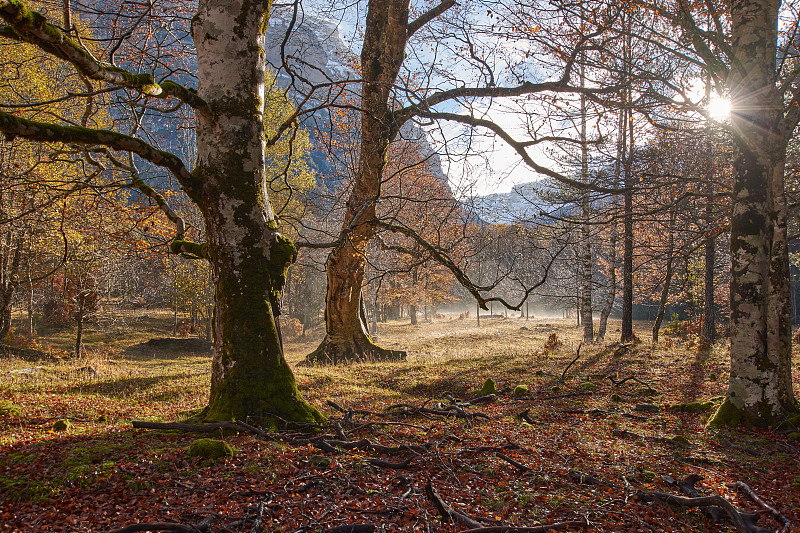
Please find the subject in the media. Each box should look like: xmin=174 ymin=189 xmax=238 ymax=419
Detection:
xmin=0 ymin=424 xmax=195 ymax=504
xmin=63 ymin=373 xmax=196 ymax=397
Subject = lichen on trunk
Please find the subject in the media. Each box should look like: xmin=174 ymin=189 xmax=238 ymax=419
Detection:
xmin=190 ymin=0 xmax=322 ymax=425
xmin=706 ymin=0 xmax=798 ymax=427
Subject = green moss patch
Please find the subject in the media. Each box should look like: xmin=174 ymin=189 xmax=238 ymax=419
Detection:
xmin=669 ymin=401 xmax=716 ymax=414
xmin=480 ymin=378 xmax=497 ymax=396
xmin=186 ymin=438 xmax=234 ymax=460
xmin=0 ymin=400 xmax=21 ymax=417
xmin=52 ymin=419 xmax=72 ymax=431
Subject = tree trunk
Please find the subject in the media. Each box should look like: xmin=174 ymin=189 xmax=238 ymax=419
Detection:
xmin=191 ymin=0 xmax=322 ymax=424
xmin=410 ymin=304 xmax=418 ymax=325
xmin=306 ymin=0 xmax=413 ymax=365
xmin=620 ymin=13 xmax=634 ymax=343
xmin=597 ymin=226 xmax=617 ymax=341
xmin=27 ymin=280 xmax=34 ymax=338
xmin=708 ymin=0 xmax=798 ymax=426
xmin=702 ymin=80 xmax=716 ymax=343
xmin=74 ymin=295 xmax=84 ymax=356
xmin=652 ymin=210 xmax=676 ymax=342
xmin=370 ymin=293 xmax=379 ymax=336
xmin=579 ymin=55 xmax=593 ymax=343
xmin=621 ymin=125 xmax=634 ymax=341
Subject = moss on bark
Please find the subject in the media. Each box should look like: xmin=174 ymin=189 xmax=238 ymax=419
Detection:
xmin=705 ymin=396 xmax=795 ymax=428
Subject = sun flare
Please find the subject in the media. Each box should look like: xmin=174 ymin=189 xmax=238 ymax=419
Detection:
xmin=708 ymin=96 xmax=731 ymax=119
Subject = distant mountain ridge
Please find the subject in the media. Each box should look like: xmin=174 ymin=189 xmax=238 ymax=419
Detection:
xmin=471 ymin=181 xmax=574 ymax=223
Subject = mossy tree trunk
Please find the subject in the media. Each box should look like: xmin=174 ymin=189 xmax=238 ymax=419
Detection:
xmin=708 ymin=0 xmax=798 ymax=427
xmin=191 ymin=0 xmax=323 ymax=424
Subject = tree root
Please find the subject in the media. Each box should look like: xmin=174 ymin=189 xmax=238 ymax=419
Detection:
xmin=425 ymin=481 xmax=588 ymax=532
xmin=424 ymin=482 xmax=485 ymax=528
xmin=637 ymin=491 xmax=762 ymax=533
xmin=731 ymin=481 xmax=792 ymax=533
xmin=386 ymin=402 xmax=490 ymax=421
xmin=302 ymin=336 xmax=406 ymax=365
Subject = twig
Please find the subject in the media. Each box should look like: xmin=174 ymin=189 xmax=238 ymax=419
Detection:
xmin=131 ymin=420 xmax=265 ymax=436
xmin=517 ymin=410 xmax=536 ymax=424
xmin=608 ymin=375 xmax=656 ymax=390
xmin=559 ymin=342 xmax=583 ymax=381
xmin=731 ymin=481 xmax=792 ymax=532
xmin=424 ymin=482 xmax=483 ymax=528
xmin=720 ymin=436 xmax=762 ymax=457
xmin=366 ymin=456 xmax=415 ymax=469
xmin=321 ymin=525 xmax=376 ymax=533
xmin=459 ymin=522 xmax=589 ymax=533
xmin=327 ymin=400 xmax=383 ymax=417
xmin=496 ymin=452 xmax=533 ymax=472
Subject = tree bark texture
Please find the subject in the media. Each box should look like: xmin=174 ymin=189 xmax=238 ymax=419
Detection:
xmin=702 ymin=89 xmax=716 ymax=343
xmin=597 ymin=227 xmax=617 ymax=341
xmin=191 ymin=0 xmax=322 ymax=423
xmin=579 ymin=58 xmax=593 ymax=343
xmin=306 ymin=0 xmax=412 ymax=365
xmin=621 ymin=24 xmax=634 ymax=342
xmin=709 ymin=0 xmax=798 ymax=426
xmin=621 ymin=123 xmax=634 ymax=342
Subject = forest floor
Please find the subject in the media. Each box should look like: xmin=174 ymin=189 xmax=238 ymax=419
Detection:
xmin=0 ymin=313 xmax=798 ymax=532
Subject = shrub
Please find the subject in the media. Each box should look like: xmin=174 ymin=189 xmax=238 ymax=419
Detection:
xmin=543 ymin=333 xmax=562 ymax=352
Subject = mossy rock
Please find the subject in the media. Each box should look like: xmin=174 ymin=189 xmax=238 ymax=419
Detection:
xmin=0 ymin=401 xmax=21 ymax=417
xmin=669 ymin=401 xmax=716 ymax=414
xmin=579 ymin=382 xmax=597 ymax=392
xmin=512 ymin=385 xmax=528 ymax=397
xmin=52 ymin=419 xmax=72 ymax=431
xmin=640 ymin=470 xmax=657 ymax=482
xmin=671 ymin=435 xmax=690 ymax=446
xmin=480 ymin=378 xmax=497 ymax=396
xmin=610 ymin=394 xmax=623 ymax=402
xmin=787 ymin=433 xmax=800 ymax=441
xmin=792 ymin=476 xmax=800 ymax=489
xmin=309 ymin=455 xmax=332 ymax=469
xmin=186 ymin=438 xmax=234 ymax=460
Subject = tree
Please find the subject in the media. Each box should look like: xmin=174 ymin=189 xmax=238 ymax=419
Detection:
xmin=706 ymin=0 xmax=799 ymax=425
xmin=0 ymin=0 xmax=323 ymax=424
xmin=626 ymin=0 xmax=800 ymax=425
xmin=306 ymin=0 xmax=625 ymax=363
